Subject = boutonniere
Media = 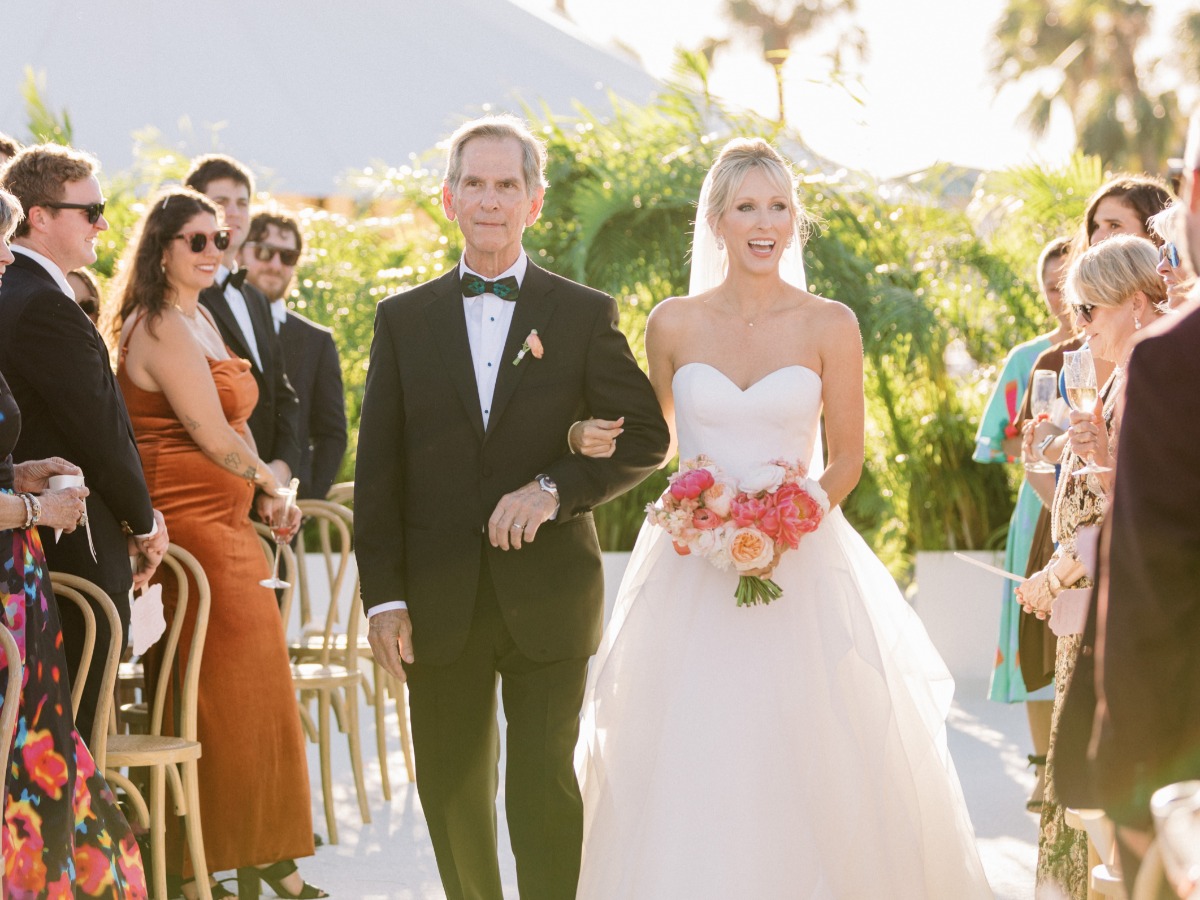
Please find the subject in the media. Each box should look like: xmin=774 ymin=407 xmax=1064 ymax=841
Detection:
xmin=512 ymin=329 xmax=544 ymax=366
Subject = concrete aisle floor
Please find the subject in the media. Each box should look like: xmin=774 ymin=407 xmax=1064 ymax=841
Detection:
xmin=226 ymin=674 xmax=1039 ymax=900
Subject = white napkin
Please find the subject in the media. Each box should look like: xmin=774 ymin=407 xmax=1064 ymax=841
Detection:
xmin=48 ymin=474 xmax=97 ymax=563
xmin=130 ymin=583 xmax=167 ymax=655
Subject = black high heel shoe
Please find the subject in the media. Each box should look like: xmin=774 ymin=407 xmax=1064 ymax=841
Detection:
xmin=254 ymin=860 xmax=328 ymax=899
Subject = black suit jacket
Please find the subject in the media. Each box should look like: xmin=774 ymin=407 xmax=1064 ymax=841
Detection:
xmin=279 ymin=310 xmax=348 ymax=500
xmin=200 ymin=278 xmax=301 ymax=474
xmin=0 ymin=254 xmax=154 ymax=595
xmin=1056 ymin=300 xmax=1200 ymax=826
xmin=355 ymin=262 xmax=669 ymax=665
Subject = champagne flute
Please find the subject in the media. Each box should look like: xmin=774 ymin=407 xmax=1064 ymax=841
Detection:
xmin=1150 ymin=781 xmax=1200 ymax=897
xmin=260 ymin=478 xmax=300 ymax=589
xmin=1024 ymin=369 xmax=1059 ymax=474
xmin=1062 ymin=347 xmax=1112 ymax=477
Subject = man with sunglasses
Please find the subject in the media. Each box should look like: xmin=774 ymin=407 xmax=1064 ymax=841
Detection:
xmin=185 ymin=155 xmax=301 ymax=516
xmin=0 ymin=143 xmax=168 ymax=741
xmin=241 ymin=210 xmax=346 ymax=500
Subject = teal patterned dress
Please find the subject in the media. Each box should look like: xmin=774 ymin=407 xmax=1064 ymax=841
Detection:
xmin=0 ymin=373 xmax=148 ymax=898
xmin=973 ymin=335 xmax=1056 ymax=703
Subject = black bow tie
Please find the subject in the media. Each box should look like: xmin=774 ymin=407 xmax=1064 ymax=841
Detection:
xmin=222 ymin=268 xmax=247 ymax=290
xmin=462 ymin=273 xmax=519 ymax=301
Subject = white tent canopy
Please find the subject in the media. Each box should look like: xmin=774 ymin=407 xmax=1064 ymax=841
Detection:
xmin=1 ymin=0 xmax=661 ymax=196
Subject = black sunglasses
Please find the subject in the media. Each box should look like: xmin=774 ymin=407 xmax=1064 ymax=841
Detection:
xmin=1072 ymin=303 xmax=1096 ymax=323
xmin=43 ymin=200 xmax=106 ymax=225
xmin=1161 ymin=242 xmax=1181 ymax=268
xmin=247 ymin=242 xmax=300 ymax=266
xmin=173 ymin=230 xmax=231 ymax=253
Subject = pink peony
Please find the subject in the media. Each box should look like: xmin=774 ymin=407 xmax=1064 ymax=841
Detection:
xmin=692 ymin=508 xmax=724 ymax=531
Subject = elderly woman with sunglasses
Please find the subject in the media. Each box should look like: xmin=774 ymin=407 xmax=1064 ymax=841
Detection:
xmin=1017 ymin=234 xmax=1167 ymax=900
xmin=1147 ymin=203 xmax=1196 ymax=309
xmin=113 ymin=187 xmax=322 ymax=900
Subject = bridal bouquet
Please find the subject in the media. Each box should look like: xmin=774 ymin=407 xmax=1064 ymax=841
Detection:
xmin=646 ymin=455 xmax=829 ymax=606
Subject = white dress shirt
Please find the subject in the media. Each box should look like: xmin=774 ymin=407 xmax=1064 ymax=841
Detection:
xmin=369 ymin=253 xmax=528 ymax=618
xmin=217 ymin=264 xmax=263 ymax=370
xmin=271 ymin=299 xmax=288 ymax=335
xmin=11 ymin=245 xmax=75 ymax=299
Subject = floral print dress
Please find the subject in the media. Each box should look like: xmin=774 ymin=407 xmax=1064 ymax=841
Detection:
xmin=0 ymin=373 xmax=147 ymax=898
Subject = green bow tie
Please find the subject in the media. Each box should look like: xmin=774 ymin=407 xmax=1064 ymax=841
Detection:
xmin=462 ymin=273 xmax=520 ymax=301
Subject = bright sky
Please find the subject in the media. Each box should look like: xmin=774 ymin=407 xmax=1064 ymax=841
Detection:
xmin=513 ymin=0 xmax=1196 ymax=178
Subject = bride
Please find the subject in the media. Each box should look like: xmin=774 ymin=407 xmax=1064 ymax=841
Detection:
xmin=571 ymin=138 xmax=993 ymax=898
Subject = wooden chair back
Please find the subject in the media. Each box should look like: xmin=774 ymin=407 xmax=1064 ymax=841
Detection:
xmin=295 ymin=500 xmax=356 ymax=667
xmin=325 ymin=481 xmax=354 ymax=507
xmin=0 ymin=625 xmax=22 ymax=797
xmin=146 ymin=544 xmax=211 ymax=742
xmin=48 ymin=572 xmax=121 ymax=768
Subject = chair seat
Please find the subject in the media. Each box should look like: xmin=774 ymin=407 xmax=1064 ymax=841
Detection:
xmin=290 ymin=633 xmax=373 ymax=657
xmin=292 ymin=662 xmax=363 ymax=689
xmin=106 ymin=733 xmax=202 ymax=765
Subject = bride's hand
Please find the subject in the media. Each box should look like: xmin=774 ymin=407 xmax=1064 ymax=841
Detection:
xmin=569 ymin=417 xmax=624 ymax=458
xmin=741 ymin=543 xmax=784 ymax=579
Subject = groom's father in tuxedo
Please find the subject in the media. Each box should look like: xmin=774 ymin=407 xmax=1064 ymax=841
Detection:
xmin=185 ymin=155 xmax=301 ymax=498
xmin=357 ymin=115 xmax=669 ymax=900
xmin=0 ymin=144 xmax=168 ymax=740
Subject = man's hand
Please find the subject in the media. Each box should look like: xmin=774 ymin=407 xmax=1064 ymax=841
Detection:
xmin=130 ymin=509 xmax=169 ymax=591
xmin=570 ymin=417 xmax=624 ymax=458
xmin=368 ymin=609 xmax=414 ymax=682
xmin=487 ymin=481 xmax=557 ymax=551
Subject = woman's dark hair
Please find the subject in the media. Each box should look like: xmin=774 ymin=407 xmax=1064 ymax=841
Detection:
xmin=1082 ymin=175 xmax=1173 ymax=247
xmin=112 ymin=187 xmax=220 ymax=339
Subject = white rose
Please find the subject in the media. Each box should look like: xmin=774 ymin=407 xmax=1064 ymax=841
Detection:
xmin=740 ymin=464 xmax=786 ymax=494
xmin=696 ymin=523 xmax=734 ymax=570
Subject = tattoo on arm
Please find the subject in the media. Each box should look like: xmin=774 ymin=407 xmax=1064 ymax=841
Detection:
xmin=241 ymin=466 xmax=257 ymax=481
xmin=224 ymin=452 xmax=242 ymax=472
xmin=184 ymin=415 xmax=201 ymax=431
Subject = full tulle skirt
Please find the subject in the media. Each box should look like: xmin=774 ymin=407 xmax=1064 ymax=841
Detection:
xmin=576 ymin=509 xmax=993 ymax=899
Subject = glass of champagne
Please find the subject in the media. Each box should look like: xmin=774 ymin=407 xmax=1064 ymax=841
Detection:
xmin=1151 ymin=781 xmax=1200 ymax=897
xmin=1062 ymin=347 xmax=1112 ymax=477
xmin=260 ymin=478 xmax=299 ymax=589
xmin=1024 ymin=369 xmax=1059 ymax=474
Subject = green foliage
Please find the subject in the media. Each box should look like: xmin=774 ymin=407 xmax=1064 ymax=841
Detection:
xmin=20 ymin=68 xmax=73 ymax=146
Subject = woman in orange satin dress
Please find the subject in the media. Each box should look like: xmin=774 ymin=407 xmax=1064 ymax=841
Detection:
xmin=112 ymin=187 xmax=321 ymax=899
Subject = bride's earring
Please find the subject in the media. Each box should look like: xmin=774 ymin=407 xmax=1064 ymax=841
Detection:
xmin=715 ymin=235 xmax=725 ymax=251
xmin=1134 ymin=311 xmax=1142 ymax=330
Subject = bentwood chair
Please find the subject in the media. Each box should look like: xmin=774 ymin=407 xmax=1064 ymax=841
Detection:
xmin=104 ymin=544 xmax=213 ymax=900
xmin=0 ymin=625 xmax=22 ymax=798
xmin=256 ymin=520 xmax=370 ymax=844
xmin=290 ymin=498 xmax=416 ymax=797
xmin=48 ymin=572 xmax=122 ymax=770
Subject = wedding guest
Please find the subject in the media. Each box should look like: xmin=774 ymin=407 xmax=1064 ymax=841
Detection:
xmin=1056 ymin=110 xmax=1200 ymax=896
xmin=1147 ymin=203 xmax=1195 ymax=309
xmin=0 ymin=133 xmax=19 ymax=165
xmin=1018 ymin=234 xmax=1166 ymax=900
xmin=0 ymin=182 xmax=147 ymax=898
xmin=1080 ymin=175 xmax=1173 ymax=248
xmin=240 ymin=210 xmax=346 ymax=500
xmin=0 ymin=143 xmax=167 ymax=743
xmin=67 ymin=266 xmax=102 ymax=325
xmin=973 ymin=236 xmax=1073 ymax=814
xmin=114 ymin=186 xmax=322 ymax=900
xmin=184 ymin=155 xmax=301 ymax=511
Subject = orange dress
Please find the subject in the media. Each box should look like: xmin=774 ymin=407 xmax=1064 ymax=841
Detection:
xmin=118 ymin=346 xmax=313 ymax=873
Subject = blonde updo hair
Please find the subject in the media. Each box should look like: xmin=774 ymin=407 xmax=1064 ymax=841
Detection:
xmin=1066 ymin=234 xmax=1167 ymax=311
xmin=704 ymin=138 xmax=815 ymax=242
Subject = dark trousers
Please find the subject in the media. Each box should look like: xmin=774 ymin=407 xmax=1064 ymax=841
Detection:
xmin=59 ymin=587 xmax=129 ymax=746
xmin=405 ymin=554 xmax=589 ymax=900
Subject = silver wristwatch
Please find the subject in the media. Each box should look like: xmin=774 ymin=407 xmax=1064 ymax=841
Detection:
xmin=536 ymin=473 xmax=560 ymax=515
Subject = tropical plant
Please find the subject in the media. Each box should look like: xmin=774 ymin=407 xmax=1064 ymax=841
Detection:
xmin=990 ymin=0 xmax=1181 ymax=173
xmin=721 ymin=0 xmax=867 ymax=125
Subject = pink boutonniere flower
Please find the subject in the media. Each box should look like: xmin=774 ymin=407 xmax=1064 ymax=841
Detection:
xmin=512 ymin=329 xmax=544 ymax=366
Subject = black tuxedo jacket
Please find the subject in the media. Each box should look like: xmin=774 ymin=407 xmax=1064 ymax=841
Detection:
xmin=279 ymin=310 xmax=347 ymax=500
xmin=0 ymin=254 xmax=154 ymax=595
xmin=1056 ymin=301 xmax=1200 ymax=826
xmin=355 ymin=262 xmax=669 ymax=665
xmin=200 ymin=279 xmax=301 ymax=474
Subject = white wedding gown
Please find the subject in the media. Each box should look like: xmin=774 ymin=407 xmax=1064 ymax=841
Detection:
xmin=575 ymin=363 xmax=993 ymax=899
